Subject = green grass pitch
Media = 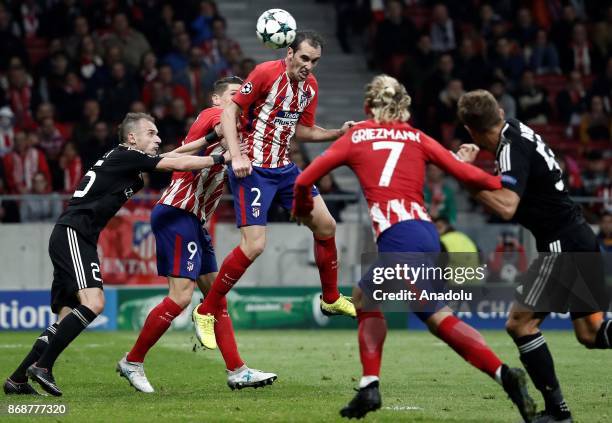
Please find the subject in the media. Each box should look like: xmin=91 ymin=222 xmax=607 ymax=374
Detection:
xmin=0 ymin=330 xmax=610 ymax=422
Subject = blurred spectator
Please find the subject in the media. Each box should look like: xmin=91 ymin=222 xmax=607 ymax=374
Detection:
xmin=58 ymin=142 xmax=82 ymax=193
xmin=81 ymin=121 xmax=113 ymax=170
xmin=558 ymin=153 xmax=584 ymax=195
xmin=158 ymin=98 xmax=187 ymax=145
xmin=560 ymin=23 xmax=603 ymax=76
xmin=77 ymin=35 xmax=104 ymax=94
xmin=0 ymin=174 xmax=19 ymax=223
xmin=130 ymin=101 xmax=148 ymax=113
xmin=490 ymin=79 xmax=516 ymax=119
xmin=0 ymin=107 xmax=15 ymax=157
xmin=0 ymin=4 xmax=27 ymax=70
xmin=591 ymin=57 xmax=612 ymax=110
xmin=41 ymin=51 xmax=70 ymax=107
xmin=436 ymin=79 xmax=465 ymax=124
xmin=430 ymin=3 xmax=458 ymax=53
xmin=72 ymin=99 xmax=100 ymax=150
xmin=104 ymin=13 xmax=151 ymax=70
xmin=64 ymin=15 xmax=97 ymax=60
xmin=529 ymin=29 xmax=561 ymax=75
xmin=37 ymin=117 xmax=65 ymax=162
xmin=143 ymin=64 xmax=193 ymax=117
xmin=597 ymin=212 xmax=612 ymax=252
xmin=100 ymin=62 xmax=140 ymax=123
xmin=191 ymin=0 xmax=218 ymax=45
xmin=424 ymin=54 xmax=457 ymax=104
xmin=19 ymin=171 xmax=63 ymax=223
xmin=139 ymin=51 xmax=158 ymax=87
xmin=511 ymin=8 xmax=538 ymax=47
xmin=177 ymin=47 xmax=217 ymax=109
xmin=581 ymin=150 xmax=608 ymax=196
xmin=373 ymin=0 xmax=416 ymax=72
xmin=579 ymin=96 xmax=612 ymax=144
xmin=209 ymin=16 xmax=241 ymax=62
xmin=3 ymin=59 xmax=38 ymax=129
xmin=13 ymin=0 xmax=44 ymax=38
xmin=424 ymin=164 xmax=456 ymax=224
xmin=551 ymin=5 xmax=579 ymax=52
xmin=455 ymin=38 xmax=489 ymax=91
xmin=434 ymin=217 xmax=481 ymax=284
xmin=52 ymin=72 xmax=86 ymax=122
xmin=144 ymin=3 xmax=175 ymax=57
xmin=515 ymin=70 xmax=550 ymax=124
xmin=44 ymin=0 xmax=83 ymax=39
xmin=556 ymin=70 xmax=588 ymax=125
xmin=2 ymin=131 xmax=51 ymax=194
xmin=163 ymin=31 xmax=192 ymax=75
xmin=488 ymin=229 xmax=528 ymax=283
xmin=478 ymin=3 xmax=502 ymax=43
xmin=317 ymin=174 xmax=353 ymax=222
xmin=490 ymin=37 xmax=525 ymax=87
xmin=399 ymin=34 xmax=436 ymax=97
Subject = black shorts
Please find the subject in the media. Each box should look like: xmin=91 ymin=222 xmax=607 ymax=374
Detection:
xmin=516 ymin=222 xmax=610 ymax=314
xmin=49 ymin=225 xmax=103 ymax=313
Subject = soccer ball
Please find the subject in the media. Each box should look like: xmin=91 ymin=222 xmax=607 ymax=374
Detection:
xmin=256 ymin=9 xmax=297 ymax=49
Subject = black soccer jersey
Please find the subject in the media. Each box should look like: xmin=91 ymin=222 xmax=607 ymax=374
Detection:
xmin=56 ymin=145 xmax=162 ymax=243
xmin=496 ymin=118 xmax=582 ymax=242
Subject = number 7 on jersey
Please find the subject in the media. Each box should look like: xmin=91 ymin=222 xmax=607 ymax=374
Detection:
xmin=373 ymin=141 xmax=405 ymax=187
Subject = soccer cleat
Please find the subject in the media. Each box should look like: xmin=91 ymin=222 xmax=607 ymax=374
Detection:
xmin=320 ymin=294 xmax=356 ymax=318
xmin=227 ymin=366 xmax=277 ymax=390
xmin=26 ymin=365 xmax=62 ymax=397
xmin=116 ymin=354 xmax=154 ymax=393
xmin=340 ymin=381 xmax=382 ymax=419
xmin=531 ymin=410 xmax=573 ymax=423
xmin=192 ymin=308 xmax=217 ymax=349
xmin=3 ymin=378 xmax=40 ymax=395
xmin=501 ymin=367 xmax=537 ymax=422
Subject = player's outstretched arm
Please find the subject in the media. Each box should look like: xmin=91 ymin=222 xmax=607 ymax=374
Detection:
xmin=155 ymin=152 xmax=230 ymax=172
xmin=222 ymin=101 xmax=251 ymax=177
xmin=161 ymin=128 xmax=222 ymax=158
xmin=295 ymin=121 xmax=356 ymax=143
xmin=472 ymin=188 xmax=520 ymax=220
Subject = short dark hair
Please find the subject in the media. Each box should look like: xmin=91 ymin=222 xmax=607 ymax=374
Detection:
xmin=289 ymin=31 xmax=324 ymax=52
xmin=457 ymin=90 xmax=503 ymax=133
xmin=118 ymin=112 xmax=155 ymax=143
xmin=213 ymin=76 xmax=244 ymax=95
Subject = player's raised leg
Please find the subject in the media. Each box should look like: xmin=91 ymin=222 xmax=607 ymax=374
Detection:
xmin=340 ymin=286 xmax=383 ymax=419
xmin=302 ymin=195 xmax=355 ymax=317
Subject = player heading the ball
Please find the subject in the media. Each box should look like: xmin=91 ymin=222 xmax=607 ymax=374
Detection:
xmin=192 ymin=31 xmax=357 ymax=350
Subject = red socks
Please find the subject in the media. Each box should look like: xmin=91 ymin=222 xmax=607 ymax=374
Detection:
xmin=357 ymin=310 xmax=387 ymax=377
xmin=314 ymin=236 xmax=340 ymax=303
xmin=436 ymin=315 xmax=502 ymax=379
xmin=215 ymin=297 xmax=244 ymax=371
xmin=127 ymin=297 xmax=183 ymax=363
xmin=198 ymin=246 xmax=252 ymax=315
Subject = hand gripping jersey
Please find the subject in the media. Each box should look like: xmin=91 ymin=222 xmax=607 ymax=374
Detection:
xmin=158 ymin=107 xmax=226 ymax=223
xmin=56 ymin=145 xmax=162 ymax=243
xmin=233 ymin=60 xmax=318 ymax=168
xmin=295 ymin=120 xmax=502 ymax=239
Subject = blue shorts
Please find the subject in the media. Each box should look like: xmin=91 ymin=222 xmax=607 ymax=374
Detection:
xmin=227 ymin=163 xmax=319 ymax=227
xmin=151 ymin=204 xmax=218 ymax=280
xmin=359 ymin=220 xmax=445 ymax=320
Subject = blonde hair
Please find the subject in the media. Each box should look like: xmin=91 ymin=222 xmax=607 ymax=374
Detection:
xmin=364 ymin=75 xmax=411 ymax=123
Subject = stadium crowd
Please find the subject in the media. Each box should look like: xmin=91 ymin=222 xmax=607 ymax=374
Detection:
xmin=0 ymin=0 xmax=609 ymax=231
xmin=335 ymin=0 xmax=610 ymax=220
xmin=0 ymin=0 xmax=255 ymax=223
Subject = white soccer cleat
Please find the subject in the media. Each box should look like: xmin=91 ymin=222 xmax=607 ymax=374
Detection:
xmin=116 ymin=353 xmax=154 ymax=393
xmin=226 ymin=365 xmax=277 ymax=390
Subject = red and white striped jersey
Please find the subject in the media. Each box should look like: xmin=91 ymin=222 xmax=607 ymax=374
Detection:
xmin=233 ymin=60 xmax=318 ymax=168
xmin=295 ymin=120 xmax=502 ymax=239
xmin=158 ymin=107 xmax=226 ymax=223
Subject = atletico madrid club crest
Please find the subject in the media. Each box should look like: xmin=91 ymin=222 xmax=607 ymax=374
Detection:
xmin=187 ymin=261 xmax=194 ymax=272
xmin=252 ymin=207 xmax=260 ymax=218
